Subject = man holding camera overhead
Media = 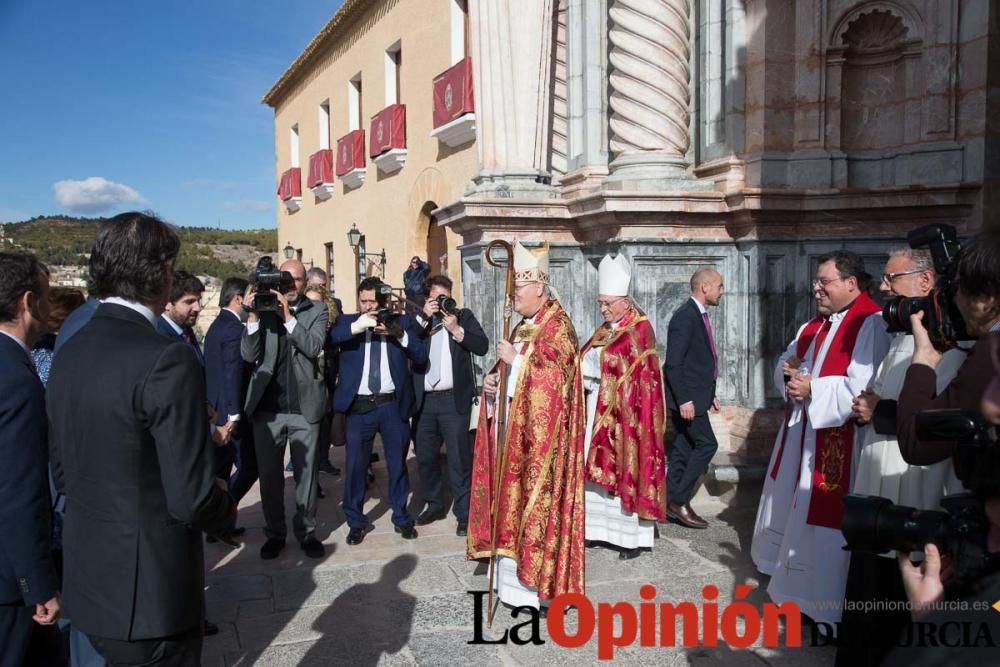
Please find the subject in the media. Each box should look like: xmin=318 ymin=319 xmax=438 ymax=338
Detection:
xmin=328 ymin=276 xmax=428 ymax=545
xmin=411 ymin=275 xmax=489 ymax=537
xmin=242 ymin=259 xmax=329 ymax=560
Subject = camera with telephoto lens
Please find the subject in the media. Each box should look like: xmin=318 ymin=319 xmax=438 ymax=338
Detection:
xmin=842 ymin=410 xmax=1000 ymax=584
xmin=435 ymin=294 xmax=458 ymax=317
xmin=881 ymin=223 xmax=971 ymax=351
xmin=249 ymin=256 xmax=294 ymax=313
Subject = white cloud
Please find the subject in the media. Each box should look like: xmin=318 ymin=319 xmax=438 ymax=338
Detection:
xmin=222 ymin=200 xmax=271 ymax=213
xmin=52 ymin=177 xmax=148 ymax=214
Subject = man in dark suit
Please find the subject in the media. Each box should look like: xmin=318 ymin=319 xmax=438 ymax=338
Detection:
xmin=53 ymin=296 xmax=98 ymax=354
xmin=0 ymin=252 xmax=60 ymax=666
xmin=328 ymin=277 xmax=428 ymax=545
xmin=205 ymin=277 xmax=257 ymax=505
xmin=47 ymin=212 xmax=235 ymax=665
xmin=663 ymin=267 xmax=724 ymax=529
xmin=411 ymin=275 xmax=488 ymax=536
xmin=242 ymin=259 xmax=329 ymax=560
xmin=156 ymin=270 xmax=205 ymax=367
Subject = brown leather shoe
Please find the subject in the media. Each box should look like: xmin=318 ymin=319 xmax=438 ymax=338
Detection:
xmin=666 ymin=502 xmax=708 ymax=529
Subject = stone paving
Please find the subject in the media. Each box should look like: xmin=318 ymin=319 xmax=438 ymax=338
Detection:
xmin=201 ymin=445 xmax=835 ymax=666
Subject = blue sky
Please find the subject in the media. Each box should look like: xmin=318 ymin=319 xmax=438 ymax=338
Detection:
xmin=0 ymin=0 xmax=344 ymax=229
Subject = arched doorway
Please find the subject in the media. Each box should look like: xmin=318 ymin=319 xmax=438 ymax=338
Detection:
xmin=421 ymin=201 xmax=448 ymax=277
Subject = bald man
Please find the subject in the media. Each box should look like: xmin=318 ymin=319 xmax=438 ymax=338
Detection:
xmin=663 ymin=267 xmax=724 ymax=529
xmin=242 ymin=259 xmax=330 ymax=560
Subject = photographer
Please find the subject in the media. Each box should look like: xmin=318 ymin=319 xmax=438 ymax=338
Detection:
xmin=897 ymin=231 xmax=1000 ymax=465
xmin=327 ymin=277 xmax=428 ymax=546
xmin=241 ymin=259 xmax=329 ymax=560
xmin=411 ymin=275 xmax=488 ymax=537
xmin=882 ymin=333 xmax=1000 ymax=666
xmin=838 ymin=249 xmax=968 ymax=666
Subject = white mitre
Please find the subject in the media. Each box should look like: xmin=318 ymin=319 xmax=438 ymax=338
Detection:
xmin=598 ymin=253 xmax=630 ymax=297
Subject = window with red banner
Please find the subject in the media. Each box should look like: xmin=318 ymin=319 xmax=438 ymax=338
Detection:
xmin=432 ymin=56 xmax=474 ymax=129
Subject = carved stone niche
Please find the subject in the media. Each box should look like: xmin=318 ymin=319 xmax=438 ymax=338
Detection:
xmin=824 ymin=2 xmax=948 ymax=189
xmin=840 ymin=10 xmax=912 ymax=155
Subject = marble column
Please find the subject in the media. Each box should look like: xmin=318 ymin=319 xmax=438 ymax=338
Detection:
xmin=607 ymin=0 xmax=711 ymax=190
xmin=469 ymin=0 xmax=557 ymax=198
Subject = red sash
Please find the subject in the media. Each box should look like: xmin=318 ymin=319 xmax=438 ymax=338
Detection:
xmin=769 ymin=293 xmax=881 ymax=529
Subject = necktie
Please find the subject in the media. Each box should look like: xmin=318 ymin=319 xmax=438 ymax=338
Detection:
xmin=368 ymin=332 xmax=382 ymax=394
xmin=181 ymin=328 xmax=194 ymax=346
xmin=427 ymin=330 xmax=444 ymax=388
xmin=702 ymin=312 xmax=718 ymax=379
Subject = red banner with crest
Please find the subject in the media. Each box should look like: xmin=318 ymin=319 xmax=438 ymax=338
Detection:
xmin=369 ymin=104 xmax=406 ymax=157
xmin=277 ymin=167 xmax=301 ymax=200
xmin=335 ymin=130 xmax=366 ymax=177
xmin=306 ymin=150 xmax=333 ymax=187
xmin=432 ymin=57 xmax=474 ymax=129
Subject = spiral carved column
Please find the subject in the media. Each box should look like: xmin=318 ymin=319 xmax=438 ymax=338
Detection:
xmin=607 ymin=0 xmax=707 ymax=188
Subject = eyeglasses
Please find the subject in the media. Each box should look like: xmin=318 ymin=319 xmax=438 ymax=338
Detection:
xmin=881 ymin=269 xmax=924 ymax=285
xmin=812 ymin=277 xmax=844 ymax=288
xmin=597 ymin=297 xmax=627 ymax=309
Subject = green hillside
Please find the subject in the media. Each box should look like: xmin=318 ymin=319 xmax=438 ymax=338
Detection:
xmin=1 ymin=215 xmax=277 ymax=281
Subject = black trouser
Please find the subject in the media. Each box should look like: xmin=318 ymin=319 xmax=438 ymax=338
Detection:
xmin=89 ymin=625 xmax=201 ymax=666
xmin=213 ymin=421 xmax=258 ymax=503
xmin=318 ymin=412 xmax=348 ymax=464
xmin=835 ymin=551 xmax=911 ymax=666
xmin=413 ymin=391 xmax=472 ymax=521
xmin=0 ymin=604 xmax=33 ymax=667
xmin=667 ymin=410 xmax=718 ymax=505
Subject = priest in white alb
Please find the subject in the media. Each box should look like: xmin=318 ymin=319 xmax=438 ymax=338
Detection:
xmin=580 ymin=254 xmax=666 ymax=560
xmin=751 ymin=250 xmax=890 ymax=635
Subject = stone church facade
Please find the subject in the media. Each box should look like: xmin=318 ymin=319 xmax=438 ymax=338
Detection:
xmin=433 ymin=0 xmax=998 ymax=473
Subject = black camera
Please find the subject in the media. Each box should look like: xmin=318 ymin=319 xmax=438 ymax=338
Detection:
xmin=250 ymin=256 xmax=294 ymax=313
xmin=882 ymin=224 xmax=971 ymax=351
xmin=842 ymin=409 xmax=1000 ymax=582
xmin=842 ymin=494 xmax=990 ymax=582
xmin=372 ymin=283 xmax=402 ymax=332
xmin=916 ymin=409 xmax=1000 ymax=498
xmin=435 ymin=294 xmax=458 ymax=316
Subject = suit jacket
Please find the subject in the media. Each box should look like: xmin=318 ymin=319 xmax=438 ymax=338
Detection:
xmin=663 ymin=298 xmax=717 ymax=414
xmin=412 ymin=308 xmax=489 ymax=413
xmin=0 ymin=334 xmax=58 ymax=607
xmin=328 ymin=314 xmax=428 ymax=418
xmin=241 ymin=298 xmax=328 ymax=423
xmin=53 ymin=297 xmax=99 ymax=354
xmin=157 ymin=315 xmax=204 ymax=366
xmin=205 ymin=310 xmax=248 ymax=425
xmin=47 ymin=303 xmax=234 ymax=640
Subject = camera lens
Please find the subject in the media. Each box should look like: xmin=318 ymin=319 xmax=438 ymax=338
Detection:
xmin=842 ymin=494 xmax=950 ymax=554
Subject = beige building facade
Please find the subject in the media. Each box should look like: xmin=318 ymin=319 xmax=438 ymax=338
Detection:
xmin=264 ymin=0 xmax=477 ymax=303
xmin=268 ymin=0 xmax=999 ymax=482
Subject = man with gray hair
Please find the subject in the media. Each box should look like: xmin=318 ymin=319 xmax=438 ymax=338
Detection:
xmin=836 ymin=247 xmax=967 ymax=665
xmin=305 ymin=266 xmax=327 ymax=290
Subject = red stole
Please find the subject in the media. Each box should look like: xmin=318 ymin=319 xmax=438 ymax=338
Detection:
xmin=770 ymin=293 xmax=881 ymax=529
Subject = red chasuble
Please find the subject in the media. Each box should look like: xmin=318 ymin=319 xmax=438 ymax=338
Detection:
xmin=580 ymin=307 xmax=667 ymax=521
xmin=770 ymin=293 xmax=881 ymax=529
xmin=467 ymin=299 xmax=586 ymax=601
